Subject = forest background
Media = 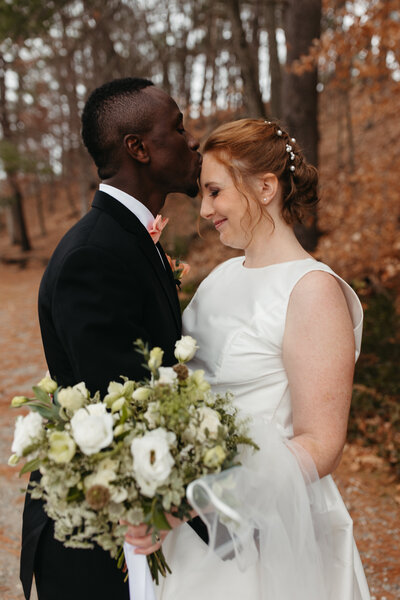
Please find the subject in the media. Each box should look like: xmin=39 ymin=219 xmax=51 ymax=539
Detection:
xmin=1 ymin=0 xmax=399 ymax=473
xmin=0 ymin=1 xmax=399 ymax=596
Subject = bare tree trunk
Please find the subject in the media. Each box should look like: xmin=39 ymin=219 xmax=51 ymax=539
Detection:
xmin=9 ymin=179 xmax=32 ymax=251
xmin=336 ymin=89 xmax=345 ymax=171
xmin=343 ymin=88 xmax=355 ymax=173
xmin=228 ymin=0 xmax=266 ymax=118
xmin=282 ymin=0 xmax=321 ymax=251
xmin=0 ymin=55 xmax=32 ymax=251
xmin=34 ymin=181 xmax=47 ymax=236
xmin=264 ymin=0 xmax=281 ymax=118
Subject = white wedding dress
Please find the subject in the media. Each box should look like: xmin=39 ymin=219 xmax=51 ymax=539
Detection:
xmin=156 ymin=257 xmax=371 ymax=600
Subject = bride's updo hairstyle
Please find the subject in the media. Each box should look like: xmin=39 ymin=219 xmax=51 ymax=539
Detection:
xmin=203 ymin=118 xmax=319 ymax=225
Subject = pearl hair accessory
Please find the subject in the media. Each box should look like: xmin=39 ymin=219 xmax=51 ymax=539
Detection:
xmin=286 ymin=143 xmax=296 ymax=173
xmin=264 ymin=121 xmax=297 ymax=174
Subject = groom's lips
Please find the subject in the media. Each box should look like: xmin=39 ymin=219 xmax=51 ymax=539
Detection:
xmin=214 ymin=218 xmax=227 ymax=230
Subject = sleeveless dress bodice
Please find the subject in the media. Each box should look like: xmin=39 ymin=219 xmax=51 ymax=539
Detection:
xmin=183 ymin=257 xmax=362 ymax=434
xmin=156 ymin=257 xmax=370 ymax=600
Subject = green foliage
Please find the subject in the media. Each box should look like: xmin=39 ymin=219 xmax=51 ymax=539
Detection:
xmin=0 ymin=140 xmax=52 ymax=177
xmin=0 ymin=0 xmax=70 ymax=41
xmin=349 ymin=286 xmax=400 ymax=476
xmin=354 ymin=290 xmax=400 ymax=396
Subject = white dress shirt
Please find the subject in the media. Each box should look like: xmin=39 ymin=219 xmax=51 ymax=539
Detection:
xmin=99 ymin=183 xmax=155 ymax=230
xmin=99 ymin=183 xmax=165 ymax=266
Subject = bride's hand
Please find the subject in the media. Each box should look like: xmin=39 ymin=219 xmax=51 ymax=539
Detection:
xmin=121 ymin=509 xmax=197 ymax=555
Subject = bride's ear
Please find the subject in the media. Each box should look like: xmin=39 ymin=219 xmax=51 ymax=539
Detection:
xmin=259 ymin=173 xmax=279 ymax=206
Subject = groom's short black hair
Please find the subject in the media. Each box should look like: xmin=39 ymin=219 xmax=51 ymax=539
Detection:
xmin=81 ymin=77 xmax=154 ymax=179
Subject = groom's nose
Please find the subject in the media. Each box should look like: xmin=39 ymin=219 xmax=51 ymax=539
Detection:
xmin=187 ymin=131 xmax=200 ymax=152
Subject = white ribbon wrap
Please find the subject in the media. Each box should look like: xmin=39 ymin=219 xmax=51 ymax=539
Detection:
xmin=124 ymin=542 xmax=156 ymax=600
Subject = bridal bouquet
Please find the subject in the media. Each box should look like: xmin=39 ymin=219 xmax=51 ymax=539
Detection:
xmin=9 ymin=336 xmax=256 ymax=584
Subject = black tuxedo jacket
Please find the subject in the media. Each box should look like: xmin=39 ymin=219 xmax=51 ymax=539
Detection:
xmin=20 ymin=191 xmax=207 ymax=600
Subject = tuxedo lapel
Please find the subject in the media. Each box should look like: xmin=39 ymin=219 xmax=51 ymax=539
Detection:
xmin=92 ymin=191 xmax=181 ymax=332
xmin=157 ymin=242 xmax=182 ymax=317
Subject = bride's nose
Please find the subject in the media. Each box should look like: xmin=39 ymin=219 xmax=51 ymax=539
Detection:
xmin=200 ymin=195 xmax=214 ymax=220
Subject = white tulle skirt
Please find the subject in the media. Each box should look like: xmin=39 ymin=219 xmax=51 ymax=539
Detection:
xmin=156 ymin=423 xmax=370 ymax=600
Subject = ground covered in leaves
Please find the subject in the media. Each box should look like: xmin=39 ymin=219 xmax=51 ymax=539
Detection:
xmin=0 ymin=253 xmax=399 ymax=599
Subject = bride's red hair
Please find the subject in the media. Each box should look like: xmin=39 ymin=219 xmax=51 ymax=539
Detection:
xmin=203 ymin=119 xmax=319 ymax=224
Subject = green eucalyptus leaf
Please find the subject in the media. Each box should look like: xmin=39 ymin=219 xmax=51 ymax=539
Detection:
xmin=32 ymin=385 xmax=52 ymax=404
xmin=151 ymin=504 xmax=171 ymax=531
xmin=19 ymin=457 xmax=41 ymax=476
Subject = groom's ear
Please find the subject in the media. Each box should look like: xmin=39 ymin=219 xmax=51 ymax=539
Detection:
xmin=124 ymin=134 xmax=150 ymax=164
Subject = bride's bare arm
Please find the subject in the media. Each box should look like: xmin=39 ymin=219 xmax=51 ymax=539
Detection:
xmin=282 ymin=270 xmax=355 ymax=478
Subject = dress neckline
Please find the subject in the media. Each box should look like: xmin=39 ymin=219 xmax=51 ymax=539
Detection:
xmin=240 ymin=257 xmax=316 ymax=271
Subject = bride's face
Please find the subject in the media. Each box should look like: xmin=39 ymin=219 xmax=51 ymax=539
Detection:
xmin=200 ymin=153 xmax=259 ymax=250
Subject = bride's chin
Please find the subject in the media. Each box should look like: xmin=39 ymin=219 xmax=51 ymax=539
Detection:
xmin=219 ymin=234 xmax=245 ymax=251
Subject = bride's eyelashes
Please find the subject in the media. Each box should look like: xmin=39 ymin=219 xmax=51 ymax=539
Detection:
xmin=209 ymin=188 xmax=220 ymax=198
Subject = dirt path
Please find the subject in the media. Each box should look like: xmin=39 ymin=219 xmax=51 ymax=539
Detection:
xmin=0 ymin=262 xmax=399 ymax=600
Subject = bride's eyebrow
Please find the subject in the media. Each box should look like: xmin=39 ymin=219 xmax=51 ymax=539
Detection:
xmin=203 ymin=181 xmax=219 ymax=188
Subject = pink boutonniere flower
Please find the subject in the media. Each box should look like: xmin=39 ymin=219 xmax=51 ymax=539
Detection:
xmin=147 ymin=214 xmax=169 ymax=244
xmin=147 ymin=215 xmax=190 ymax=287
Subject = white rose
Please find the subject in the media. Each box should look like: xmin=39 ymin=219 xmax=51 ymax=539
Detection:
xmin=11 ymin=412 xmax=43 ymax=457
xmin=157 ymin=367 xmax=178 ymax=386
xmin=148 ymin=347 xmax=163 ymax=370
xmin=48 ymin=431 xmax=76 ymax=463
xmin=131 ymin=428 xmax=175 ymax=497
xmin=111 ymin=397 xmax=126 ymax=413
xmin=132 ymin=387 xmax=152 ymax=401
xmin=58 ymin=382 xmax=88 ymax=413
xmin=37 ymin=375 xmax=58 ymax=394
xmin=144 ymin=402 xmax=161 ymax=429
xmin=107 ymin=381 xmax=124 ymax=397
xmin=182 ymin=421 xmax=197 ymax=444
xmin=71 ymin=403 xmax=114 ymax=455
xmin=197 ymin=406 xmax=221 ymax=442
xmin=190 ymin=369 xmax=211 ymax=394
xmin=174 ymin=336 xmax=198 ymax=362
xmin=203 ymin=445 xmax=226 ymax=468
xmin=8 ymin=454 xmax=19 ymax=466
xmin=11 ymin=396 xmax=29 ymax=407
xmin=110 ymin=487 xmax=128 ymax=503
xmin=84 ymin=468 xmax=116 ymax=490
xmin=104 ymin=381 xmax=126 ymax=407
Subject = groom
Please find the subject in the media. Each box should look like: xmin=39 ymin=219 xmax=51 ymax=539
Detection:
xmin=20 ymin=78 xmax=203 ymax=600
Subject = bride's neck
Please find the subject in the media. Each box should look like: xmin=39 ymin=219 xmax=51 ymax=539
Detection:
xmin=243 ymin=219 xmax=311 ymax=268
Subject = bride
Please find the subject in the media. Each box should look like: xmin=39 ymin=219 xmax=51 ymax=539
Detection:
xmin=125 ymin=118 xmax=371 ymax=599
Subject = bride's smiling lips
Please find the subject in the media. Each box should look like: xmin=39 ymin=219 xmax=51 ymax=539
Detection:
xmin=214 ymin=218 xmax=227 ymax=229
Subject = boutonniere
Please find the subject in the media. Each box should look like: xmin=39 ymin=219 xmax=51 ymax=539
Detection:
xmin=165 ymin=255 xmax=190 ymax=289
xmin=147 ymin=214 xmax=169 ymax=244
xmin=147 ymin=215 xmax=190 ymax=289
